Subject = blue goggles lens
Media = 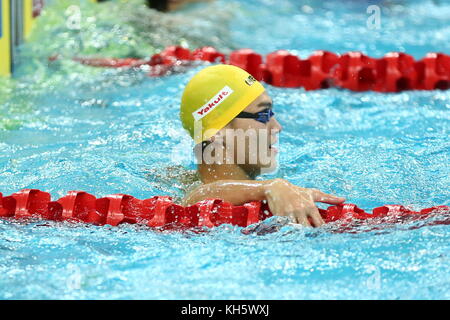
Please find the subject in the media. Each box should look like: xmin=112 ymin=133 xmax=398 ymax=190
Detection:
xmin=235 ymin=108 xmax=274 ymax=124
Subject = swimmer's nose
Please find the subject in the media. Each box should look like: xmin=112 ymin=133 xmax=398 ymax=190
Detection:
xmin=271 ymin=117 xmax=282 ymax=134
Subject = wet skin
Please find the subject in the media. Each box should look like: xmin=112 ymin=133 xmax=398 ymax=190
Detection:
xmin=183 ymin=91 xmax=346 ymax=227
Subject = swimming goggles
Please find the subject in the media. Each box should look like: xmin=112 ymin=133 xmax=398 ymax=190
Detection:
xmin=235 ymin=108 xmax=275 ymax=124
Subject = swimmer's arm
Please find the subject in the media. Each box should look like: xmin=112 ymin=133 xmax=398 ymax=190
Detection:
xmin=182 ymin=179 xmax=345 ymax=227
xmin=182 ymin=180 xmax=269 ymax=206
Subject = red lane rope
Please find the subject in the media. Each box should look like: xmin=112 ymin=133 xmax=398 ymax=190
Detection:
xmin=1 ymin=189 xmax=448 ymax=229
xmin=68 ymin=46 xmax=450 ymax=92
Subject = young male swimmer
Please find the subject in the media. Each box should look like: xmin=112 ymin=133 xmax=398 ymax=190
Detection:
xmin=180 ymin=65 xmax=345 ymax=227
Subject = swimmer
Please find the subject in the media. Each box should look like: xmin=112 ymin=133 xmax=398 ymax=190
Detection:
xmin=180 ymin=65 xmax=346 ymax=227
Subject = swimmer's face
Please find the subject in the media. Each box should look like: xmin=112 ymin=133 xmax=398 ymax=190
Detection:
xmin=219 ymin=91 xmax=282 ymax=173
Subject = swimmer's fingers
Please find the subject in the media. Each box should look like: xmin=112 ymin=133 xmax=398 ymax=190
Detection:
xmin=311 ymin=189 xmax=346 ymax=204
xmin=291 ymin=201 xmax=312 ymax=227
xmin=307 ymin=205 xmax=325 ymax=227
xmin=287 ymin=210 xmax=310 ymax=227
xmin=265 ymin=196 xmax=285 ymax=221
xmin=296 ymin=213 xmax=311 ymax=227
xmin=287 ymin=212 xmax=299 ymax=225
xmin=293 ymin=198 xmax=323 ymax=227
xmin=266 ymin=197 xmax=311 ymax=227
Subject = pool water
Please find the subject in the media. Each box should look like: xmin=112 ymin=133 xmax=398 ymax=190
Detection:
xmin=0 ymin=0 xmax=449 ymax=299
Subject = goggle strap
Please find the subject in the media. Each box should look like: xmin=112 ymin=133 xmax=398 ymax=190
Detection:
xmin=235 ymin=109 xmax=274 ymax=123
xmin=235 ymin=112 xmax=260 ymax=119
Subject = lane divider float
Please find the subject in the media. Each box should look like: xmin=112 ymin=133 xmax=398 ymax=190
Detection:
xmin=65 ymin=46 xmax=450 ymax=92
xmin=1 ymin=189 xmax=449 ymax=229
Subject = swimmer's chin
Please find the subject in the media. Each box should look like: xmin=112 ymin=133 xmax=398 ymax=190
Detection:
xmin=259 ymin=160 xmax=279 ymax=175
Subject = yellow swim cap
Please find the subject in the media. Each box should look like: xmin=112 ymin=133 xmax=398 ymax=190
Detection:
xmin=180 ymin=64 xmax=265 ymax=144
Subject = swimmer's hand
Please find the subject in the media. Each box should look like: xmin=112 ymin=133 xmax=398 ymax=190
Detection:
xmin=263 ymin=179 xmax=345 ymax=227
xmin=182 ymin=178 xmax=345 ymax=227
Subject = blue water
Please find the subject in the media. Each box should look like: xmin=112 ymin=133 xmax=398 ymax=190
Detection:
xmin=0 ymin=0 xmax=449 ymax=299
